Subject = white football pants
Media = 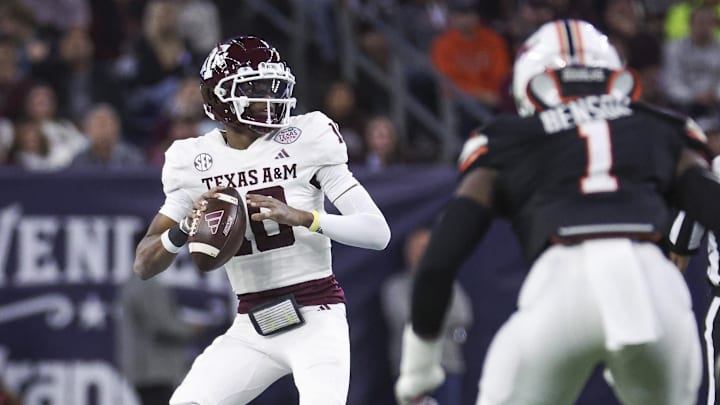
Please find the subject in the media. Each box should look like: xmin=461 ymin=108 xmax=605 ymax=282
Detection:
xmin=477 ymin=239 xmax=701 ymax=405
xmin=169 ymin=303 xmax=349 ymax=405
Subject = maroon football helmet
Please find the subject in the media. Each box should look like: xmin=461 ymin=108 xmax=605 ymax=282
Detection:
xmin=200 ymin=36 xmax=296 ymax=134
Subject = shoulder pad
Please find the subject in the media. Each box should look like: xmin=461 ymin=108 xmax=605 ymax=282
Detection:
xmin=285 ymin=111 xmax=348 ymax=166
xmin=684 ymin=117 xmax=708 ymax=144
xmin=634 ymin=102 xmax=710 ymax=157
xmin=164 ymin=138 xmax=195 ymax=168
xmin=633 ymin=102 xmax=687 ymax=126
xmin=458 ymin=131 xmax=489 ymax=172
xmin=162 ymin=139 xmax=196 ymax=195
xmin=477 ymin=114 xmax=529 ymax=133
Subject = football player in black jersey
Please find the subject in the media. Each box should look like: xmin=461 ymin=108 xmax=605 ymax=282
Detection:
xmin=395 ymin=19 xmax=720 ymax=405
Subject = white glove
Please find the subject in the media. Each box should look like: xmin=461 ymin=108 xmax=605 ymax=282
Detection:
xmin=394 ymin=325 xmax=445 ymax=405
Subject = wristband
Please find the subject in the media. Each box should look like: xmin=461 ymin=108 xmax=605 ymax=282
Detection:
xmin=160 ymin=224 xmax=189 ymax=254
xmin=309 ymin=210 xmax=321 ymax=233
xmin=169 ymin=223 xmax=189 ymax=245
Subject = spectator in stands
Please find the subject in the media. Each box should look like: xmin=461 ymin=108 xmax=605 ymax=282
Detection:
xmin=626 ymin=34 xmax=667 ymax=107
xmin=0 ymin=0 xmax=56 ymax=77
xmin=662 ymin=4 xmax=720 ymax=118
xmin=6 ymin=119 xmax=52 ymax=170
xmin=117 ymin=0 xmax=197 ymax=145
xmin=354 ymin=24 xmax=392 ymax=115
xmin=665 ymin=0 xmax=720 ymax=40
xmin=305 ymin=0 xmax=338 ymax=63
xmin=430 ymin=0 xmax=510 ymax=112
xmin=597 ymin=0 xmax=658 ymax=66
xmin=21 ymin=0 xmax=89 ymax=32
xmin=116 ymin=241 xmax=206 ymax=405
xmin=496 ymin=0 xmax=555 ymax=113
xmin=505 ymin=0 xmax=554 ymax=53
xmin=177 ymin=0 xmax=221 ymax=58
xmin=125 ymin=0 xmax=195 ymax=88
xmin=70 ymin=104 xmax=144 ymax=168
xmin=397 ymin=0 xmax=449 ymax=51
xmin=22 ymin=82 xmax=86 ymax=168
xmin=362 ymin=115 xmax=403 ymax=171
xmin=382 ymin=227 xmax=473 ymax=405
xmin=546 ymin=0 xmax=599 ymax=22
xmin=0 ymin=35 xmax=32 ymax=121
xmin=323 ymin=80 xmax=367 ymax=164
xmin=32 ymin=26 xmax=125 ymax=124
xmin=161 ymin=76 xmax=213 ymax=133
xmin=145 ymin=76 xmax=210 ymax=164
xmin=147 ymin=114 xmax=200 ymax=167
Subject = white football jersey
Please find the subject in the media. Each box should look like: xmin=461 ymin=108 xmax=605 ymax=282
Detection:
xmin=159 ymin=111 xmax=357 ymax=293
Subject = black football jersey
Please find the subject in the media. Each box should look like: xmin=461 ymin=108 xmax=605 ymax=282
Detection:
xmin=459 ymin=96 xmax=708 ymax=263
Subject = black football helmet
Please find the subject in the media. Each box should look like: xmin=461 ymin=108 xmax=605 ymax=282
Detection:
xmin=200 ymin=36 xmax=296 ymax=134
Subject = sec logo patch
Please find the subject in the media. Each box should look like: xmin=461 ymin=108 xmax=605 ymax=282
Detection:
xmin=194 ymin=153 xmax=213 ymax=171
xmin=273 ymin=127 xmax=302 ymax=144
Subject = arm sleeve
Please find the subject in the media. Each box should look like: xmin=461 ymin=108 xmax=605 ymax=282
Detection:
xmin=314 ymin=164 xmax=391 ymax=250
xmin=411 ymin=197 xmax=493 ymax=338
xmin=667 ymin=211 xmax=705 ymax=255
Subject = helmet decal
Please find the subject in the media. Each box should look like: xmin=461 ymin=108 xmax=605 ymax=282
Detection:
xmin=201 ymin=44 xmax=231 ymax=79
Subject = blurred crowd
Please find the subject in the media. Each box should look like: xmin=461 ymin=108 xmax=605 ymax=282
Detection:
xmin=0 ymin=0 xmax=719 ymax=172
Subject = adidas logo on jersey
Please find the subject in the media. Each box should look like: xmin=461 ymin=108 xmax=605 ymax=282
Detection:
xmin=274 ymin=149 xmax=290 ymax=159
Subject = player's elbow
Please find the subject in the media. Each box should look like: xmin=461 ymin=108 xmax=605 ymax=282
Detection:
xmin=132 ymin=248 xmax=162 ymax=280
xmin=132 ymin=258 xmax=154 ymax=280
xmin=368 ymin=217 xmax=392 ymax=250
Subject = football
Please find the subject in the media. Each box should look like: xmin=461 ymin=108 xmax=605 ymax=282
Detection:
xmin=188 ymin=187 xmax=247 ymax=272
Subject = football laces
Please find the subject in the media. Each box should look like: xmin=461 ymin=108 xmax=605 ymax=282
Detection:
xmin=189 ymin=211 xmax=201 ymax=236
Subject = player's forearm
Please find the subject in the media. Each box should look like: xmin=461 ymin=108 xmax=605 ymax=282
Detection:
xmin=315 ymin=211 xmax=390 ymax=250
xmin=411 ymin=197 xmax=493 ymax=338
xmin=133 ymin=235 xmax=178 ymax=280
xmin=324 ymin=184 xmax=391 ymax=250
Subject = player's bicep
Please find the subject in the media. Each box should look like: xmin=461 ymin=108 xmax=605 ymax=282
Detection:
xmin=675 ymin=146 xmax=709 ymax=178
xmin=456 ymin=166 xmax=497 ymax=209
xmin=144 ymin=213 xmax=179 ymax=238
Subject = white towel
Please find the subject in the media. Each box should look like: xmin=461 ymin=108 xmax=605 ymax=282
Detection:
xmin=583 ymin=239 xmax=662 ymax=350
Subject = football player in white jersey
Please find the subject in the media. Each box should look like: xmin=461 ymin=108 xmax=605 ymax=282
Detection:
xmin=133 ymin=36 xmax=391 ymax=405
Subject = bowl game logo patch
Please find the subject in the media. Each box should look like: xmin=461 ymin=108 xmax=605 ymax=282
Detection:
xmin=273 ymin=127 xmax=302 ymax=144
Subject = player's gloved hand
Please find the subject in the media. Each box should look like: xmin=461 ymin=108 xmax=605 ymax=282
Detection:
xmin=394 ymin=325 xmax=445 ymax=405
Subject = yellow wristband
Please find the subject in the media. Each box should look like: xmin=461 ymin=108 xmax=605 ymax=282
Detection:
xmin=309 ymin=210 xmax=321 ymax=232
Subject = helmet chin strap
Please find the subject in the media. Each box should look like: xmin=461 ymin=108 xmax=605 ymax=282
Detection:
xmin=224 ymin=120 xmax=276 ymax=137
